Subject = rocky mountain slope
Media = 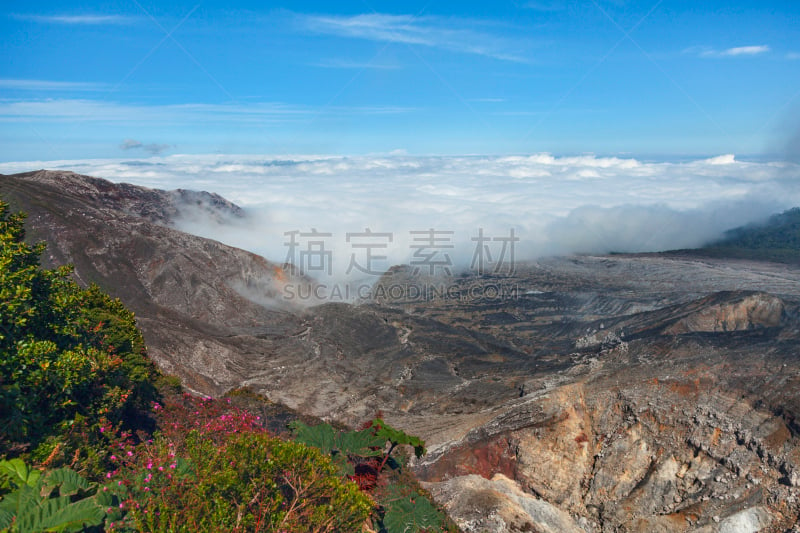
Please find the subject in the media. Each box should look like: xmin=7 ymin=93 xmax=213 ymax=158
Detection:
xmin=0 ymin=170 xmax=308 ymax=393
xmin=2 ymin=170 xmax=800 ymax=531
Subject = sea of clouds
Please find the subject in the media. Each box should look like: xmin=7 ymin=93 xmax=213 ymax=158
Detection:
xmin=1 ymin=153 xmax=797 ymax=284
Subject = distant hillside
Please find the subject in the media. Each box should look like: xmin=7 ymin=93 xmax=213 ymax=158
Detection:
xmin=673 ymin=207 xmax=800 ymax=263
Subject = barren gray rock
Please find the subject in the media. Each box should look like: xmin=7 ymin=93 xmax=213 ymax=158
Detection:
xmin=424 ymin=474 xmax=585 ymax=533
xmin=4 ymin=170 xmax=800 ymax=531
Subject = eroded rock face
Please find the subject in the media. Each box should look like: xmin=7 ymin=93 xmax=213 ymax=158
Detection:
xmin=585 ymin=423 xmax=651 ymax=507
xmin=4 ymin=171 xmax=800 ymax=531
xmin=663 ymin=292 xmax=785 ymax=335
xmin=425 ymin=474 xmax=585 ymax=533
xmin=416 ymin=361 xmax=800 ymax=531
xmin=512 ymin=384 xmax=596 ymax=515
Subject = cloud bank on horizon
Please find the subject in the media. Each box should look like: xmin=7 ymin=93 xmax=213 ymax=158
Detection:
xmin=1 ymin=153 xmax=796 ymax=282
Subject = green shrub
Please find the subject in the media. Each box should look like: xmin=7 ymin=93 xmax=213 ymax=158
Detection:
xmin=0 ymin=199 xmax=455 ymax=532
xmin=0 ymin=200 xmax=158 ymax=459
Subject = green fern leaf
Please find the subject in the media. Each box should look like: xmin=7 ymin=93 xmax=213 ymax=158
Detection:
xmin=372 ymin=418 xmax=426 ymax=458
xmin=0 ymin=461 xmax=107 ymax=533
xmin=38 ymin=497 xmax=105 ymax=532
xmin=383 ymin=494 xmax=443 ymax=533
xmin=289 ymin=421 xmax=339 ymax=454
xmin=0 ymin=506 xmax=13 ymax=529
xmin=41 ymin=469 xmax=91 ymax=498
xmin=290 ymin=421 xmax=384 ymax=457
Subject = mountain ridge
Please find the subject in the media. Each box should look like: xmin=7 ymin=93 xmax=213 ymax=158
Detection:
xmin=3 ymin=170 xmax=800 ymax=531
xmin=661 ymin=206 xmax=800 ymax=264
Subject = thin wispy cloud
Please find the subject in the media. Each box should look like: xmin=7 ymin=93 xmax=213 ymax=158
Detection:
xmin=295 ymin=12 xmax=530 ymax=62
xmin=0 ymin=99 xmax=415 ymax=125
xmin=787 ymin=52 xmax=800 ymax=60
xmin=717 ymin=45 xmax=770 ymax=56
xmin=491 ymin=110 xmax=545 ymax=116
xmin=520 ymin=1 xmax=566 ymax=12
xmin=312 ymin=58 xmax=402 ymax=70
xmin=686 ymin=45 xmax=771 ymax=58
xmin=12 ymin=13 xmax=136 ymax=25
xmin=0 ymin=79 xmax=108 ymax=91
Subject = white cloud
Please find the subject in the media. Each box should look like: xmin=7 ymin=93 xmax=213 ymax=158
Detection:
xmin=703 ymin=154 xmax=736 ymax=165
xmin=718 ymin=45 xmax=770 ymax=56
xmin=544 ymin=200 xmax=778 ymax=254
xmin=787 ymin=52 xmax=800 ymax=60
xmin=0 ymin=79 xmax=108 ymax=91
xmin=1 ymin=154 xmax=796 ymax=282
xmin=688 ymin=45 xmax=771 ymax=58
xmin=295 ymin=12 xmax=530 ymax=62
xmin=12 ymin=14 xmax=135 ymax=25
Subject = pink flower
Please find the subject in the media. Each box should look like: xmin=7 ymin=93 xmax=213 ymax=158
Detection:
xmin=110 ymin=455 xmax=117 ymax=461
xmin=169 ymin=463 xmax=176 ymax=469
xmin=100 ymin=427 xmax=105 ymax=433
xmin=106 ymin=472 xmax=112 ymax=479
xmin=127 ymin=451 xmax=133 ymax=457
xmin=146 ymin=462 xmax=153 ymax=469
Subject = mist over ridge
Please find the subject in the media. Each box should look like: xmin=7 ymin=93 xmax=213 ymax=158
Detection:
xmin=2 ymin=152 xmax=796 ymax=283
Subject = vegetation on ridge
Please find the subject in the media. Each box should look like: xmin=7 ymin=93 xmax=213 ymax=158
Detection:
xmin=0 ymin=199 xmax=456 ymax=532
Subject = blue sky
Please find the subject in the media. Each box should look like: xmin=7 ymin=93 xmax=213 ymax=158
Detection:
xmin=1 ymin=0 xmax=799 ymax=160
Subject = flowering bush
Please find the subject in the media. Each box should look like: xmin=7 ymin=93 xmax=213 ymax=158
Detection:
xmin=0 ymin=200 xmax=451 ymax=532
xmin=98 ymin=394 xmax=372 ymax=532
